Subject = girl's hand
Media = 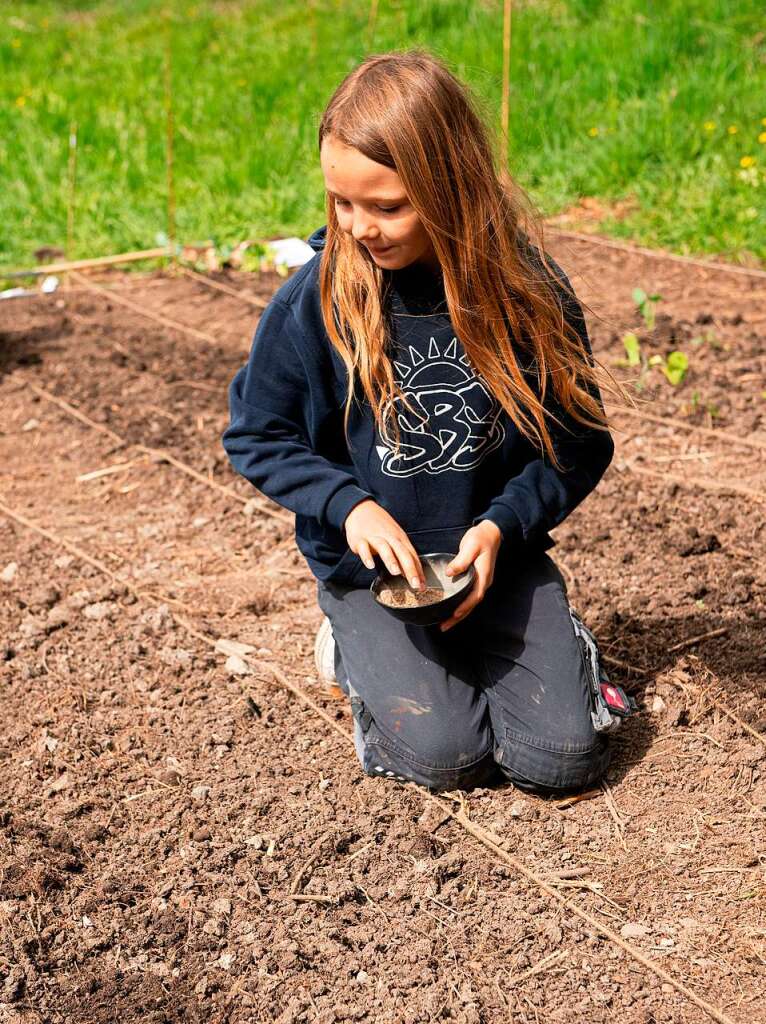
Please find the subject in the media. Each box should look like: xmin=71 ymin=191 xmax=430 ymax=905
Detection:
xmin=344 ymin=499 xmax=426 ymax=590
xmin=439 ymin=520 xmax=503 ymax=632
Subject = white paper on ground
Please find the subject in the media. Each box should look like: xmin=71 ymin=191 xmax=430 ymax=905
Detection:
xmin=265 ymin=237 xmax=316 ymax=268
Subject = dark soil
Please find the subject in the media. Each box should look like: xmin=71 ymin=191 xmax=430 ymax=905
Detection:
xmin=0 ymin=233 xmax=764 ymax=1023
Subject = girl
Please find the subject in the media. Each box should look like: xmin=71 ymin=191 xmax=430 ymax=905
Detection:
xmin=223 ymin=49 xmax=631 ymax=795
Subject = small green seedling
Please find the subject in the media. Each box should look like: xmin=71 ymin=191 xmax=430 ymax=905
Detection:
xmin=622 ymin=332 xmax=642 ymax=367
xmin=617 ymin=331 xmax=652 ymax=390
xmin=646 ymin=351 xmax=688 ymax=386
xmin=662 ymin=351 xmax=689 ymax=386
xmin=632 ymin=287 xmax=663 ymax=331
xmin=691 ymin=328 xmax=721 ymax=350
xmin=689 ymin=391 xmax=720 ymax=418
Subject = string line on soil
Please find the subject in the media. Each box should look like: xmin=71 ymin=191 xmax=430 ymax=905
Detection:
xmin=67 ymin=270 xmax=224 ymax=346
xmin=27 ymin=382 xmax=291 ymax=525
xmin=616 ymin=460 xmax=765 ymax=503
xmin=0 ymin=494 xmax=744 ymax=1024
xmin=178 ymin=265 xmax=268 ymax=310
xmin=607 ymin=404 xmax=766 ymax=455
xmin=548 ymin=227 xmax=766 ymax=282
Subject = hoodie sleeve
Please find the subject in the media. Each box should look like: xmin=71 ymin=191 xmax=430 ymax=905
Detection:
xmin=471 ymin=265 xmax=614 ymax=547
xmin=221 ymin=298 xmax=374 ymax=532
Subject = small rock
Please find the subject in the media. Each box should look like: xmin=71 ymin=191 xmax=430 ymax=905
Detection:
xmin=658 ymin=937 xmax=675 ymax=948
xmin=192 ymin=516 xmax=209 ymax=528
xmin=54 ymin=555 xmax=74 ymax=569
xmin=216 ymin=638 xmax=256 ymax=658
xmin=1 ymin=562 xmax=18 ymax=582
xmin=355 ymin=970 xmax=369 ymax=984
xmin=47 ymin=605 xmax=72 ymax=629
xmin=509 ymin=798 xmax=535 ymax=820
xmin=651 ymin=694 xmax=666 ymax=713
xmin=44 ymin=772 xmax=71 ymax=797
xmin=211 ymin=897 xmax=232 ymax=916
xmin=158 ymin=769 xmax=181 ymax=787
xmin=191 ymin=784 xmax=210 ymax=803
xmin=218 ymin=951 xmax=235 ymax=970
xmin=318 ymin=779 xmax=331 ymax=792
xmin=242 ymin=498 xmax=260 ymax=517
xmin=83 ymin=601 xmax=117 ymax=621
xmin=22 ymin=418 xmax=40 ymax=431
xmin=225 ymin=654 xmax=251 ymax=676
xmin=193 ymin=826 xmax=212 ymax=842
xmin=26 ymin=585 xmax=60 ymax=610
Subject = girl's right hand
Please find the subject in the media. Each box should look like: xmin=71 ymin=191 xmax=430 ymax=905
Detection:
xmin=344 ymin=499 xmax=426 ymax=590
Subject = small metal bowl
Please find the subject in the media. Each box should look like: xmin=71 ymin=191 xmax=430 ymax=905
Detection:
xmin=370 ymin=551 xmax=476 ymax=626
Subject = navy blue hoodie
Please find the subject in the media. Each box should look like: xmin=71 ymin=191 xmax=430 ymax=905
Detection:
xmin=222 ymin=225 xmax=614 ymax=587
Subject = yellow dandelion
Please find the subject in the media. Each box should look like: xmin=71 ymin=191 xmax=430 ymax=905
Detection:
xmin=588 ymin=126 xmax=599 ymax=137
xmin=759 ymin=132 xmax=766 ymax=144
xmin=727 ymin=125 xmax=738 ymax=134
xmin=762 ymin=117 xmax=766 ymax=127
xmin=703 ymin=121 xmax=715 ymax=131
xmin=11 ymin=38 xmax=21 ymax=49
xmin=15 ymin=96 xmax=26 ymax=107
xmin=740 ymin=155 xmax=756 ymax=168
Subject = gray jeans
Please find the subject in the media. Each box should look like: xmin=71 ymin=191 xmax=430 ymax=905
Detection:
xmin=316 ymin=550 xmax=611 ymax=794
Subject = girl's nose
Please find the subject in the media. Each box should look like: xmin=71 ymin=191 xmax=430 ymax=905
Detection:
xmin=351 ymin=214 xmax=378 ymax=244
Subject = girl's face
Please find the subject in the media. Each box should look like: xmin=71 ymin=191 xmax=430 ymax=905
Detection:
xmin=320 ymin=135 xmax=439 ymax=272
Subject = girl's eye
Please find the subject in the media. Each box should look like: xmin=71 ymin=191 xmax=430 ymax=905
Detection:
xmin=333 ymin=198 xmax=399 ymax=213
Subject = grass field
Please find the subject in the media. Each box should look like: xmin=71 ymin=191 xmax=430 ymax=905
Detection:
xmin=2 ymin=0 xmax=765 ymax=272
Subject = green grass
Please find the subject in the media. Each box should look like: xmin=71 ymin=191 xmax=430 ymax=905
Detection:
xmin=2 ymin=0 xmax=765 ymax=273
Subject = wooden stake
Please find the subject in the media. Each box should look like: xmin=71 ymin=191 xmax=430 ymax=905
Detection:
xmin=7 ymin=247 xmax=172 ymax=279
xmin=500 ymin=0 xmax=512 ymax=177
xmin=164 ymin=7 xmax=177 ymax=269
xmin=66 ymin=122 xmax=78 ymax=259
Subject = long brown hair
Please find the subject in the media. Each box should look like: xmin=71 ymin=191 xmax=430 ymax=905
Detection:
xmin=317 ymin=48 xmax=626 ymax=470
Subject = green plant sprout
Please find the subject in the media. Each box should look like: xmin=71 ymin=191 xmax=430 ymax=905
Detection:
xmin=632 ymin=287 xmax=663 ymax=331
xmin=662 ymin=351 xmax=689 ymax=386
xmin=617 ymin=331 xmax=651 ymax=390
xmin=690 ymin=328 xmax=723 ymax=350
xmin=646 ymin=351 xmax=688 ymax=386
xmin=689 ymin=390 xmax=720 ymax=418
xmin=622 ymin=332 xmax=641 ymax=367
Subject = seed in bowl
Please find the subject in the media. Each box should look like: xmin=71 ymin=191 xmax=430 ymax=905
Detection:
xmin=376 ymin=584 xmax=446 ymax=608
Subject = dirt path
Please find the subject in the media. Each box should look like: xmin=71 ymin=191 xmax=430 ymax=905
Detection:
xmin=0 ymin=238 xmax=764 ymax=1023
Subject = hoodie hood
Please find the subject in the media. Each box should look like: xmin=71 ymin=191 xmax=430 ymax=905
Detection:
xmin=306 ymin=225 xmax=327 ymax=252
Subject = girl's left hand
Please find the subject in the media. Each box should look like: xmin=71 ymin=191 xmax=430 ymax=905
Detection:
xmin=439 ymin=520 xmax=503 ymax=632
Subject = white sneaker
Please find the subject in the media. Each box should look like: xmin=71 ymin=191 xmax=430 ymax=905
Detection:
xmin=314 ymin=615 xmax=337 ymax=689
